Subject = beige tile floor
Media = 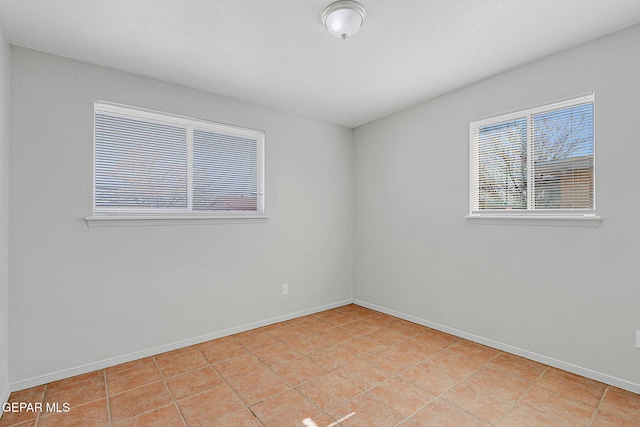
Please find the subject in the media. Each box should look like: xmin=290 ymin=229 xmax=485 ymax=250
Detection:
xmin=1 ymin=304 xmax=639 ymax=426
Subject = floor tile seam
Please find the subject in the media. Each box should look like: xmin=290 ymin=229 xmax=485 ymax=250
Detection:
xmin=586 ymin=386 xmax=609 ymax=427
xmin=473 ymin=355 xmax=541 ymax=383
xmin=200 ymin=346 xmax=251 ymax=366
xmin=152 ymin=347 xmax=200 ymax=362
xmin=336 ymin=374 xmax=384 ymax=396
xmin=192 ymin=352 xmax=256 ymax=406
xmin=105 ymin=359 xmax=156 ymax=375
xmin=227 ymin=380 xmax=293 ymax=408
xmin=247 ymin=388 xmax=333 ymax=426
xmin=297 ymin=325 xmax=334 ymax=335
xmin=296 ymin=389 xmax=368 ymax=423
xmin=489 ymin=399 xmax=518 ymax=426
xmin=515 ymin=394 xmax=589 ymax=426
xmin=437 ymin=391 xmax=511 ymax=426
xmin=374 ymin=350 xmax=433 ymax=375
xmin=478 ymin=350 xmax=502 ymax=367
xmin=444 ymin=376 xmax=524 ymax=405
xmin=272 ymin=364 xmax=327 ymax=390
xmin=250 ymin=409 xmax=268 ymax=427
xmin=246 ymin=337 xmax=306 ymax=354
xmin=236 ymin=340 xmax=286 ymax=354
xmin=106 ymin=378 xmax=168 ymax=398
xmin=272 ymin=334 xmax=319 ymax=347
xmin=39 ymin=392 xmax=109 ymax=418
xmin=256 ymin=353 xmax=310 ymax=381
xmin=30 ymin=382 xmax=47 ymax=427
xmin=246 ymin=405 xmax=268 ymax=427
xmin=169 ymin=371 xmax=262 ymax=427
xmin=41 ymin=375 xmax=107 ymax=397
xmin=368 ymin=336 xmax=412 ymax=349
xmin=366 ymin=386 xmax=434 ymax=423
xmin=530 ymin=378 xmax=606 ymax=409
xmin=194 ymin=345 xmax=227 ymax=377
xmin=210 ymin=362 xmax=273 ymax=385
xmin=399 ymin=366 xmax=464 ymax=400
xmin=110 ymin=402 xmax=185 ymax=426
xmin=150 ymin=356 xmax=190 ymax=427
xmin=591 ymin=386 xmax=640 ymax=425
xmin=204 ymin=349 xmax=263 ymax=384
xmin=344 ymin=344 xmax=388 ymax=360
xmin=405 ymin=393 xmax=438 ymax=420
xmin=500 ymin=363 xmax=550 ymax=394
xmin=464 ymin=359 xmax=539 ymax=402
xmin=596 ymin=409 xmax=640 ymax=425
xmin=420 ymin=354 xmax=483 ymax=385
xmin=331 ymin=391 xmax=409 ymax=425
xmin=102 ymin=370 xmax=113 ymax=427
xmin=251 ymin=352 xmax=307 ymax=370
xmin=464 ymin=376 xmax=531 ymax=403
xmin=435 ymin=368 xmax=504 ymax=408
xmin=538 ymin=368 xmax=610 ymax=393
xmin=156 ymin=372 xmax=188 ymax=427
xmin=210 ymin=347 xmax=310 ymax=418
xmin=105 ymin=367 xmax=162 ymax=386
xmin=174 ymin=373 xmax=240 ymax=406
xmin=429 ymin=396 xmax=498 ymax=427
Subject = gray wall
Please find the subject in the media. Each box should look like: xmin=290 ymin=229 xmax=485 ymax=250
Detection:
xmin=0 ymin=25 xmax=10 ymax=403
xmin=354 ymin=24 xmax=640 ymax=389
xmin=9 ymin=47 xmax=354 ymax=385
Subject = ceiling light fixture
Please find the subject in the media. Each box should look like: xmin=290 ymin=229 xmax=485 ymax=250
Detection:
xmin=322 ymin=1 xmax=366 ymax=40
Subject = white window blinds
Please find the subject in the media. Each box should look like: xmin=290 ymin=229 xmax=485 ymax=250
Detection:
xmin=470 ymin=94 xmax=595 ymax=216
xmin=94 ymin=103 xmax=265 ymax=216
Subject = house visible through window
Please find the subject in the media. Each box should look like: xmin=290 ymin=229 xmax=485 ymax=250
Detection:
xmin=470 ymin=94 xmax=595 ymax=217
xmin=93 ymin=102 xmax=265 ymax=216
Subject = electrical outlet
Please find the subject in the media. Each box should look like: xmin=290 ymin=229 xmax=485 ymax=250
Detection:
xmin=282 ymin=284 xmax=289 ymax=296
xmin=636 ymin=330 xmax=640 ymax=349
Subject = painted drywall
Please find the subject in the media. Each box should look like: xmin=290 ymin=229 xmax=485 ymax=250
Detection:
xmin=0 ymin=25 xmax=10 ymax=404
xmin=354 ymin=23 xmax=640 ymax=388
xmin=8 ymin=47 xmax=353 ymax=385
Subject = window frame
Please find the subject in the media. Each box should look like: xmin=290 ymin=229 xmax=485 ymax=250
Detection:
xmin=468 ymin=94 xmax=600 ymax=224
xmin=87 ymin=101 xmax=266 ymax=225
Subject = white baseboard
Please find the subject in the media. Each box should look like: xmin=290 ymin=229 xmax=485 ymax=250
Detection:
xmin=354 ymin=299 xmax=640 ymax=395
xmin=10 ymin=299 xmax=354 ymax=392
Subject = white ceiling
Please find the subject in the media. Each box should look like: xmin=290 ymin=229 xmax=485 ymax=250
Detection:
xmin=0 ymin=1 xmax=639 ymax=128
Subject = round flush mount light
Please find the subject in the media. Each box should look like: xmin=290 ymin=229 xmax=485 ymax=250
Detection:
xmin=322 ymin=0 xmax=366 ymax=40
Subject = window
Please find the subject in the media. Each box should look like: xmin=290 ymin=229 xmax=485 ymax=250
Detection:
xmin=93 ymin=102 xmax=265 ymax=217
xmin=470 ymin=94 xmax=595 ymax=218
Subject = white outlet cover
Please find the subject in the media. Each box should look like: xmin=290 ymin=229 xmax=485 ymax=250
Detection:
xmin=636 ymin=330 xmax=640 ymax=349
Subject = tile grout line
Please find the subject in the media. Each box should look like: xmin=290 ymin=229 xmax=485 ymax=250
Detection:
xmin=194 ymin=345 xmax=267 ymax=426
xmin=419 ymin=350 xmax=512 ymax=426
xmin=286 ymin=316 xmax=447 ymax=425
xmin=587 ymin=385 xmax=609 ymax=427
xmin=487 ymin=363 xmax=551 ymax=427
xmin=329 ymin=327 xmax=433 ymax=425
xmin=103 ymin=370 xmax=113 ymax=427
xmin=32 ymin=383 xmax=47 ymax=427
xmin=245 ymin=337 xmax=338 ymax=426
xmin=153 ymin=358 xmax=189 ymax=427
xmin=244 ymin=313 xmax=383 ymax=425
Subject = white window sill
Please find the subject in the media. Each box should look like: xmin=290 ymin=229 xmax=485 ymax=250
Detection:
xmin=85 ymin=215 xmax=269 ymax=227
xmin=465 ymin=215 xmax=601 ymax=227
